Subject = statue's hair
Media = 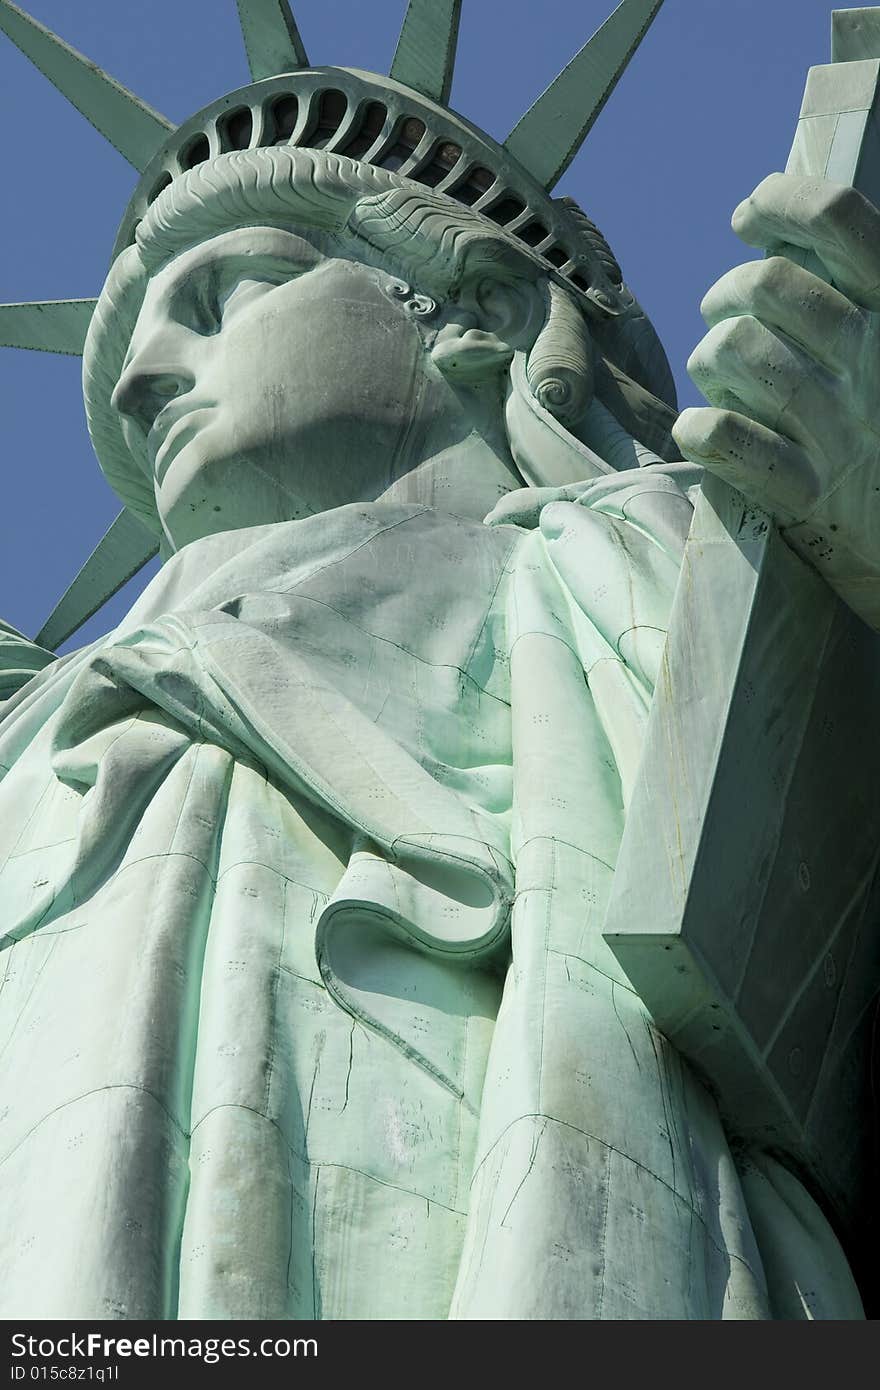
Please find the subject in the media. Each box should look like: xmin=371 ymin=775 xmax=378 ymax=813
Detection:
xmin=525 ymin=280 xmax=594 ymax=425
xmin=131 ymin=148 xmax=541 ymax=290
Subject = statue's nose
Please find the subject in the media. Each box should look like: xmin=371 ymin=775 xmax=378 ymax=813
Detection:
xmin=111 ymin=355 xmax=196 ymax=436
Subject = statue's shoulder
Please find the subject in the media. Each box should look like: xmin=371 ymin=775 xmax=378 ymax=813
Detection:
xmin=486 ymin=463 xmax=702 ymax=554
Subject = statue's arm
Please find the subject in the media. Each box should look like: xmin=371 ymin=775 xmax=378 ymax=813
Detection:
xmin=673 ymin=172 xmax=880 ymax=632
xmin=0 ymin=618 xmax=57 ymax=700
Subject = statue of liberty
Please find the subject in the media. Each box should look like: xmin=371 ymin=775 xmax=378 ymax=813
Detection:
xmin=0 ymin=0 xmax=877 ymax=1319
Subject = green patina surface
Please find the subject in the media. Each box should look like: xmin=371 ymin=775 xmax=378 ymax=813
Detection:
xmin=0 ymin=0 xmax=877 ymax=1320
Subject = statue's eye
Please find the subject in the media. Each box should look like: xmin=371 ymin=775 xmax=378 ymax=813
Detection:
xmin=217 ymin=276 xmax=276 ymax=323
xmin=185 ymin=272 xmax=223 ymax=336
xmin=178 ymin=260 xmax=304 ymax=335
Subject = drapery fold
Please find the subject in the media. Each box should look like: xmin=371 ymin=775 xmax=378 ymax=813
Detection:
xmin=0 ymin=480 xmax=863 ymax=1318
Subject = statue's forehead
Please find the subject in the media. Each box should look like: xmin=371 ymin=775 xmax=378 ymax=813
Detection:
xmin=142 ymin=224 xmax=330 ymax=296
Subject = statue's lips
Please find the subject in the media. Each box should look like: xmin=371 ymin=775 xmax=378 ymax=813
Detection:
xmin=151 ymin=407 xmax=215 ymax=484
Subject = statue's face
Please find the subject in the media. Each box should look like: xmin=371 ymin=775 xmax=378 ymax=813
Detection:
xmin=111 ymin=225 xmax=442 ymax=548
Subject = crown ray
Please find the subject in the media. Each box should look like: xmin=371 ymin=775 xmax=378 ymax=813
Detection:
xmin=0 ymin=1 xmax=173 ymax=172
xmin=0 ymin=299 xmax=96 ymax=356
xmin=234 ymin=0 xmax=309 ymax=80
xmin=503 ymin=0 xmax=665 ymax=190
xmin=389 ymin=0 xmax=461 ymax=104
xmin=36 ymin=508 xmax=159 ymax=652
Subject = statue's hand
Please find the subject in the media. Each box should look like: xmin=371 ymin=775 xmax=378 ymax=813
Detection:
xmin=672 ymin=171 xmax=880 ymax=630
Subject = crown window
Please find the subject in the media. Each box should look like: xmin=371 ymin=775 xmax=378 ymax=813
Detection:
xmin=217 ymin=106 xmax=254 ymax=152
xmin=180 ymin=132 xmax=210 ymax=170
xmin=312 ymin=89 xmax=348 ymax=148
xmin=413 ymin=140 xmax=462 ymax=188
xmin=482 ymin=195 xmax=526 ymax=227
xmin=448 ymin=165 xmax=495 ymax=207
xmin=337 ymin=102 xmax=387 ymax=160
xmin=516 ymin=221 xmax=550 ymax=248
xmin=147 ymin=172 xmax=173 ymax=205
xmin=267 ymin=94 xmax=299 ymax=144
xmin=567 ymin=270 xmax=592 ymax=292
xmin=379 ymin=116 xmax=427 ymax=172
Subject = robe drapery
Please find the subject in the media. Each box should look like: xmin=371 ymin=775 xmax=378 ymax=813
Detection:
xmin=0 ymin=468 xmax=863 ymax=1319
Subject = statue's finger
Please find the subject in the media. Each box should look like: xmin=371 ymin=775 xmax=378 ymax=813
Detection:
xmin=700 ymin=256 xmax=865 ymax=372
xmin=483 ymin=486 xmax=553 ymax=528
xmin=731 ymin=172 xmax=880 ymax=311
xmin=672 ymin=406 xmax=820 ymax=523
xmin=686 ymin=314 xmax=841 ymax=455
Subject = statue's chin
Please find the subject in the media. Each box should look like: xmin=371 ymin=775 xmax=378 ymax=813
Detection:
xmin=156 ymin=439 xmax=330 ymax=550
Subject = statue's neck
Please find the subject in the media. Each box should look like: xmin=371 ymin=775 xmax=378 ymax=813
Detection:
xmin=160 ymin=379 xmax=525 ymax=552
xmin=375 ymin=380 xmax=524 ymax=523
xmin=377 ymin=429 xmax=523 ymax=523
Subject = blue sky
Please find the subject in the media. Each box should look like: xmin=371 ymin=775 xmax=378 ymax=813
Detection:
xmin=0 ymin=0 xmax=844 ymax=645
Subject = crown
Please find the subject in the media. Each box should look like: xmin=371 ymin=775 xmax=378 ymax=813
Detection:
xmin=0 ymin=0 xmax=667 ymax=648
xmin=120 ymin=67 xmax=628 ymax=317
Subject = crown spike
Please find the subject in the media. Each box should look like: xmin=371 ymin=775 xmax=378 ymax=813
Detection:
xmin=35 ymin=508 xmax=158 ymax=652
xmin=389 ymin=0 xmax=461 ymax=104
xmin=0 ymin=2 xmax=173 ymax=172
xmin=503 ymin=0 xmax=665 ymax=190
xmin=234 ymin=0 xmax=309 ymax=80
xmin=0 ymin=299 xmax=96 ymax=356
